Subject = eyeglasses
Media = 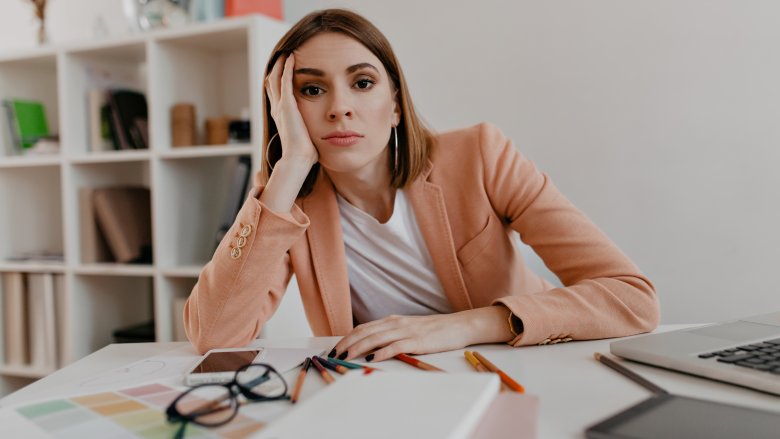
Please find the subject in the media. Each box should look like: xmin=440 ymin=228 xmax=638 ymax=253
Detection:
xmin=166 ymin=363 xmax=289 ymax=439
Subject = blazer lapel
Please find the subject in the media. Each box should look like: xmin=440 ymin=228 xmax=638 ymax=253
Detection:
xmin=302 ymin=171 xmax=353 ymax=335
xmin=406 ymin=162 xmax=473 ymax=312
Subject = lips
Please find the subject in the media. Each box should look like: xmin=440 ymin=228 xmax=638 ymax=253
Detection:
xmin=322 ymin=131 xmax=364 ymax=147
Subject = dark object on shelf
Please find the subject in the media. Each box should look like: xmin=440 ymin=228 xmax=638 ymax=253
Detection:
xmin=107 ymin=89 xmax=149 ymax=149
xmin=112 ymin=320 xmax=155 ymax=343
xmin=228 ymin=119 xmax=250 ymax=143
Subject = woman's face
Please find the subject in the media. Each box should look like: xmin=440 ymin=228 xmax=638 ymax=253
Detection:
xmin=292 ymin=32 xmax=401 ymax=174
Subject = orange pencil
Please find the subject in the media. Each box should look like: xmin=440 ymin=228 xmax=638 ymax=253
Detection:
xmin=310 ymin=356 xmax=335 ymax=384
xmin=395 ymin=353 xmax=445 ymax=372
xmin=290 ymin=357 xmax=311 ymax=404
xmin=463 ymin=351 xmax=489 ymax=372
xmin=472 ymin=351 xmax=525 ymax=393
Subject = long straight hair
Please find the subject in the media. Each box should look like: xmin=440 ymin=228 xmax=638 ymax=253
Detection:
xmin=259 ymin=9 xmax=434 ymax=197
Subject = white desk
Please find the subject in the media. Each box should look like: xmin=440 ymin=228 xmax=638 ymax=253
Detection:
xmin=2 ymin=326 xmax=779 ymax=438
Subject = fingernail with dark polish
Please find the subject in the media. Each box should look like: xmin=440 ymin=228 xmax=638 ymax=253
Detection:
xmin=365 ymin=354 xmax=375 ymax=362
xmin=338 ymin=351 xmax=348 ymax=360
xmin=328 ymin=349 xmax=336 ymax=358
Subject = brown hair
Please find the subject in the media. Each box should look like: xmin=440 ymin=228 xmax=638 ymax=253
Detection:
xmin=260 ymin=8 xmax=434 ymax=197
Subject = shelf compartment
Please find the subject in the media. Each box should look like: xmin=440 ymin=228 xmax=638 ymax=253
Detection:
xmin=149 ymin=27 xmax=251 ymax=151
xmin=68 ymin=274 xmax=154 ymax=361
xmin=0 ymin=53 xmax=60 ymax=159
xmin=69 ymin=161 xmax=153 ymax=265
xmin=155 ymin=155 xmax=250 ymax=267
xmin=0 ymin=166 xmax=64 ymax=263
xmin=60 ymin=42 xmax=148 ymax=156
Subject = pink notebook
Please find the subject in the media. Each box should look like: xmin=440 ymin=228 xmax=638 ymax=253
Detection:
xmin=469 ymin=392 xmax=539 ymax=439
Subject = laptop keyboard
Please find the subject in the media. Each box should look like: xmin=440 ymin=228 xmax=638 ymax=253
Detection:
xmin=698 ymin=337 xmax=780 ymax=375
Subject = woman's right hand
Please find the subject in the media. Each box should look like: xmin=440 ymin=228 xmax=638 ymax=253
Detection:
xmin=264 ymin=53 xmax=318 ymax=169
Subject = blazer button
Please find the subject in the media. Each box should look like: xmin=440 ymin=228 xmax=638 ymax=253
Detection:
xmin=240 ymin=224 xmax=253 ymax=237
xmin=230 ymin=247 xmax=242 ymax=259
xmin=237 ymin=236 xmax=247 ymax=248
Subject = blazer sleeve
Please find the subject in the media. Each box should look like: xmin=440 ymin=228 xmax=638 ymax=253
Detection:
xmin=184 ymin=186 xmax=309 ymax=354
xmin=478 ymin=123 xmax=660 ymax=346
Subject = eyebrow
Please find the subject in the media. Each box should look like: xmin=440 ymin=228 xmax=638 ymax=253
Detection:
xmin=294 ymin=62 xmax=380 ymax=77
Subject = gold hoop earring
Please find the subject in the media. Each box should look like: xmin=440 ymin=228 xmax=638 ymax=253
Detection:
xmin=265 ymin=133 xmax=280 ymax=171
xmin=393 ymin=126 xmax=399 ymax=173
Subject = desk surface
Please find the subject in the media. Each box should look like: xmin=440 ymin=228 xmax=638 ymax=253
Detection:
xmin=2 ymin=325 xmax=779 ymax=438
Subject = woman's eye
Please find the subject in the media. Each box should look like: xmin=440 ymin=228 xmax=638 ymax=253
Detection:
xmin=355 ymin=79 xmax=375 ymax=90
xmin=301 ymin=86 xmax=323 ymax=96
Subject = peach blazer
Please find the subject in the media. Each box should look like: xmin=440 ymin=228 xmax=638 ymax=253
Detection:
xmin=184 ymin=123 xmax=659 ymax=354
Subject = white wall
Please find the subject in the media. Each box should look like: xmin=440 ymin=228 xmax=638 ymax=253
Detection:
xmin=3 ymin=1 xmax=779 ymax=326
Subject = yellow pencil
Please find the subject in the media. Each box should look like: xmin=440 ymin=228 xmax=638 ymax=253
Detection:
xmin=464 ymin=351 xmax=489 ymax=372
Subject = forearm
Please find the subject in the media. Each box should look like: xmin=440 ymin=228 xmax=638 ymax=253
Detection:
xmin=259 ymin=156 xmax=315 ymax=214
xmin=460 ymin=306 xmax=516 ymax=346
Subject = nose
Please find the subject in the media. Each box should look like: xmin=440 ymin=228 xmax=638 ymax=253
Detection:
xmin=326 ymin=87 xmax=353 ymax=121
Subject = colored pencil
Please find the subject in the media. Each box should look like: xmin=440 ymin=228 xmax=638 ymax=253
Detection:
xmin=290 ymin=357 xmax=311 ymax=404
xmin=310 ymin=356 xmax=335 ymax=384
xmin=395 ymin=353 xmax=445 ymax=372
xmin=316 ymin=356 xmax=349 ymax=375
xmin=594 ymin=353 xmax=668 ymax=395
xmin=331 ymin=357 xmax=381 ymax=373
xmin=464 ymin=351 xmax=489 ymax=372
xmin=472 ymin=351 xmax=525 ymax=393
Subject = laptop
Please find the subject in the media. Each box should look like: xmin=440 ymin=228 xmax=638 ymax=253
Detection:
xmin=610 ymin=311 xmax=780 ymax=395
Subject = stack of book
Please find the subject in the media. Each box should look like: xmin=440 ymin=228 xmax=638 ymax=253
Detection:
xmin=0 ymin=272 xmax=64 ymax=373
xmin=87 ymin=88 xmax=149 ymax=152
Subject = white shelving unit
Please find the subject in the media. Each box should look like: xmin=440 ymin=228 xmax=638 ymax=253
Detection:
xmin=0 ymin=16 xmax=288 ymax=395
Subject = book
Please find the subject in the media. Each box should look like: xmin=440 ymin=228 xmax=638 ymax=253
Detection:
xmin=225 ymin=0 xmax=283 ymax=19
xmin=253 ymin=371 xmax=500 ymax=439
xmin=2 ymin=272 xmax=29 ymax=366
xmin=27 ymin=273 xmax=57 ymax=371
xmin=214 ymin=156 xmax=251 ymax=249
xmin=8 ymin=99 xmax=49 ymax=149
xmin=107 ymin=89 xmax=148 ymax=150
xmin=93 ymin=186 xmax=152 ymax=263
xmin=79 ymin=187 xmax=113 ymax=263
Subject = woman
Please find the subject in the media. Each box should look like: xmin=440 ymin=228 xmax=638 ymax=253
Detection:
xmin=184 ymin=9 xmax=659 ymax=362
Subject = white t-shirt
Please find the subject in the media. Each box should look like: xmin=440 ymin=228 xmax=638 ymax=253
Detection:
xmin=337 ymin=190 xmax=452 ymax=324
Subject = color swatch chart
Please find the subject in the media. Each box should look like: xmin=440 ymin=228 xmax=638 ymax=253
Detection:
xmin=14 ymin=383 xmax=265 ymax=438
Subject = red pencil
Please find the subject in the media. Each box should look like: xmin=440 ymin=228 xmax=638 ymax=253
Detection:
xmin=394 ymin=353 xmax=445 ymax=372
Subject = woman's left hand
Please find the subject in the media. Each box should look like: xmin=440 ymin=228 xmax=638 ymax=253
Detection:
xmin=331 ymin=306 xmax=513 ymax=363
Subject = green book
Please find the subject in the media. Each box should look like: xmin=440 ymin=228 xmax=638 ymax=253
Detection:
xmin=10 ymin=99 xmax=49 ymax=149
